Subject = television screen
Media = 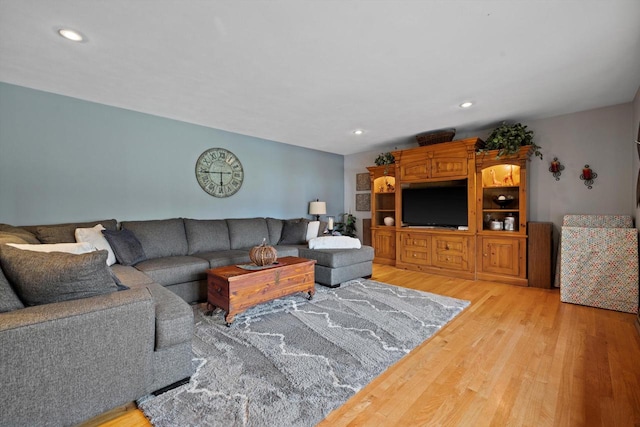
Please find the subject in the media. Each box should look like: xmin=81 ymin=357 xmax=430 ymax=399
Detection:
xmin=402 ymin=181 xmax=468 ymax=227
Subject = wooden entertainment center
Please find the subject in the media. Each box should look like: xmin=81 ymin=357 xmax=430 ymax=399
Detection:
xmin=367 ymin=137 xmax=532 ymax=286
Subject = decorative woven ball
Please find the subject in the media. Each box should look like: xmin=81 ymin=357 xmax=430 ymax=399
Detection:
xmin=250 ymin=238 xmax=278 ymax=266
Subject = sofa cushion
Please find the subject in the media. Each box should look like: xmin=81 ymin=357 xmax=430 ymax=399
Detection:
xmin=271 ymin=245 xmax=300 ymax=258
xmin=142 ymin=283 xmax=194 ymax=350
xmin=298 ymin=246 xmax=375 ymax=268
xmin=0 ymin=232 xmax=31 ymax=246
xmin=134 ymin=256 xmax=209 ymax=286
xmin=0 ymin=267 xmax=24 ymax=312
xmin=0 ymin=246 xmax=118 ymax=306
xmin=226 ymin=218 xmax=270 ymax=249
xmin=278 ymin=219 xmax=309 ymax=245
xmin=184 ymin=219 xmax=230 ymax=254
xmin=102 ymin=229 xmax=147 ymax=266
xmin=122 ymin=219 xmax=188 ymax=259
xmin=193 ymin=250 xmax=252 ymax=268
xmin=266 ymin=218 xmax=284 ymax=245
xmin=0 ymin=224 xmax=40 ymax=244
xmin=32 ymin=219 xmax=117 ymax=243
xmin=75 ymin=224 xmax=117 ymax=266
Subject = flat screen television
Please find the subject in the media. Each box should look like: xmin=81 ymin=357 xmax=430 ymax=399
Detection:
xmin=402 ymin=180 xmax=468 ymax=227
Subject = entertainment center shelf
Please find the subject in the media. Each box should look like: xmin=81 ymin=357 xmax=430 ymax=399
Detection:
xmin=367 ymin=139 xmax=531 ymax=286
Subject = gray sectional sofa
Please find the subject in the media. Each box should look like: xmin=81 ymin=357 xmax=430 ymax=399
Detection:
xmin=0 ymin=216 xmax=373 ymax=426
xmin=121 ymin=217 xmax=374 ymax=303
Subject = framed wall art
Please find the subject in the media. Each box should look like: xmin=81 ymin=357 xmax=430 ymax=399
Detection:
xmin=356 ymin=173 xmax=370 ymax=191
xmin=355 ymin=193 xmax=370 ymax=211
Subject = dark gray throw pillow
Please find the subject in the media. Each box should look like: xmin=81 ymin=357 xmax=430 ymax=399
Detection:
xmin=0 ymin=246 xmax=118 ymax=306
xmin=0 ymin=266 xmax=25 ymax=312
xmin=101 ymin=229 xmax=146 ymax=266
xmin=278 ymin=220 xmax=309 ymax=245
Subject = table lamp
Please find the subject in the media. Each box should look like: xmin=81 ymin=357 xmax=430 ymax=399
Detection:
xmin=309 ymin=199 xmax=326 ymax=221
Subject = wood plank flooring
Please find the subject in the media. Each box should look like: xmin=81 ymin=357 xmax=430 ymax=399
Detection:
xmin=90 ymin=264 xmax=640 ymax=426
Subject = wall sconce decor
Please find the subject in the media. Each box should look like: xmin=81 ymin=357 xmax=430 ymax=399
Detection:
xmin=548 ymin=157 xmax=564 ymax=181
xmin=580 ymin=164 xmax=597 ymax=189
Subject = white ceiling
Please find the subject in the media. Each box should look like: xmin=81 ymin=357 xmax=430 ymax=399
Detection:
xmin=1 ymin=1 xmax=639 ymax=155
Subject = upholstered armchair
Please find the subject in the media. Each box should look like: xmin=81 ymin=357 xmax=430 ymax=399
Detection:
xmin=558 ymin=215 xmax=638 ymax=314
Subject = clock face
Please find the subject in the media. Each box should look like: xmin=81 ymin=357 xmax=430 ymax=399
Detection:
xmin=195 ymin=148 xmax=244 ymax=197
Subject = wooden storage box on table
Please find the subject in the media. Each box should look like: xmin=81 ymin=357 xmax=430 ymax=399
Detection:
xmin=206 ymin=256 xmax=316 ymax=325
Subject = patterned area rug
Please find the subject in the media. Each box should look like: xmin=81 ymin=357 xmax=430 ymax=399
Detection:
xmin=138 ymin=279 xmax=469 ymax=426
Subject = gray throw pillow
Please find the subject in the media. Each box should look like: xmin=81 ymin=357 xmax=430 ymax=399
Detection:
xmin=101 ymin=229 xmax=147 ymax=266
xmin=0 ymin=224 xmax=40 ymax=244
xmin=0 ymin=246 xmax=118 ymax=306
xmin=278 ymin=220 xmax=309 ymax=245
xmin=34 ymin=219 xmax=118 ymax=243
xmin=0 ymin=266 xmax=25 ymax=312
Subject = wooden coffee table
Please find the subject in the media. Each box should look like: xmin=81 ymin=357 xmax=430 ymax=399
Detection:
xmin=206 ymin=256 xmax=316 ymax=326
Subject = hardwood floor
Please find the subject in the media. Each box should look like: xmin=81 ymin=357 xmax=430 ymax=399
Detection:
xmin=92 ymin=264 xmax=640 ymax=426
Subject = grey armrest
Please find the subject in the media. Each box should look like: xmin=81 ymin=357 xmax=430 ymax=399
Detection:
xmin=0 ymin=288 xmax=156 ymax=426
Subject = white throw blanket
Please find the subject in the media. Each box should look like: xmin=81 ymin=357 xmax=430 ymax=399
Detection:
xmin=308 ymin=236 xmax=361 ymax=249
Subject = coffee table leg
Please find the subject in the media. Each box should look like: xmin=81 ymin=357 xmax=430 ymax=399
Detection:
xmin=206 ymin=303 xmax=216 ymax=316
xmin=307 ymin=288 xmax=315 ymax=300
xmin=224 ymin=312 xmax=235 ymax=327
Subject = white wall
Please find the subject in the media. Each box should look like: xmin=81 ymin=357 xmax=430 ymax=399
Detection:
xmin=345 ymin=102 xmax=635 ymax=243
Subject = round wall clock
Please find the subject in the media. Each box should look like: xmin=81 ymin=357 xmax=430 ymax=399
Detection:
xmin=195 ymin=148 xmax=244 ymax=197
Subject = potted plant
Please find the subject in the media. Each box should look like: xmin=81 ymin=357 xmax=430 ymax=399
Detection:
xmin=482 ymin=122 xmax=542 ymax=160
xmin=335 ymin=213 xmax=357 ymax=237
xmin=374 ymin=152 xmax=395 ymax=174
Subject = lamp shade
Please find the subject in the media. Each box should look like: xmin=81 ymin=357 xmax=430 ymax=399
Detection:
xmin=309 ymin=201 xmax=326 ymax=216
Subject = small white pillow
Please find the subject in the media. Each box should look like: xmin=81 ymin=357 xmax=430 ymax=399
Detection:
xmin=306 ymin=221 xmax=320 ymax=242
xmin=75 ymin=224 xmax=117 ymax=266
xmin=308 ymin=236 xmax=361 ymax=249
xmin=7 ymin=242 xmax=95 ymax=254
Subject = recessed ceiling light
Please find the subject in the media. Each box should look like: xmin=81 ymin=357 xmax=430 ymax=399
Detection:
xmin=459 ymin=101 xmax=474 ymax=108
xmin=57 ymin=28 xmax=85 ymax=42
xmin=353 ymin=129 xmax=364 ymax=135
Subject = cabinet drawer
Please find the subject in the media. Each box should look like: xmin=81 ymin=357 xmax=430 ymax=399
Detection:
xmin=401 ymin=233 xmax=429 ymax=249
xmin=432 ymin=252 xmax=466 ymax=270
xmin=400 ymin=248 xmax=430 ymax=265
xmin=431 ymin=235 xmax=468 ymax=270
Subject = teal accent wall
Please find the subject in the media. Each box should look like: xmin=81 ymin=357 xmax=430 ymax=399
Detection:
xmin=0 ymin=83 xmax=344 ymax=225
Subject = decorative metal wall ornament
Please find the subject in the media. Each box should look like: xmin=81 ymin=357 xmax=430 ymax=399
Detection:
xmin=548 ymin=157 xmax=564 ymax=181
xmin=580 ymin=164 xmax=597 ymax=189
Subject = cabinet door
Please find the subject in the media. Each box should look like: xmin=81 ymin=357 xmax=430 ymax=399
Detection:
xmin=431 ymin=157 xmax=467 ymax=179
xmin=373 ymin=229 xmax=396 ymax=261
xmin=431 ymin=235 xmax=468 ymax=271
xmin=480 ymin=237 xmax=521 ymax=276
xmin=399 ymin=160 xmax=430 ymax=181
